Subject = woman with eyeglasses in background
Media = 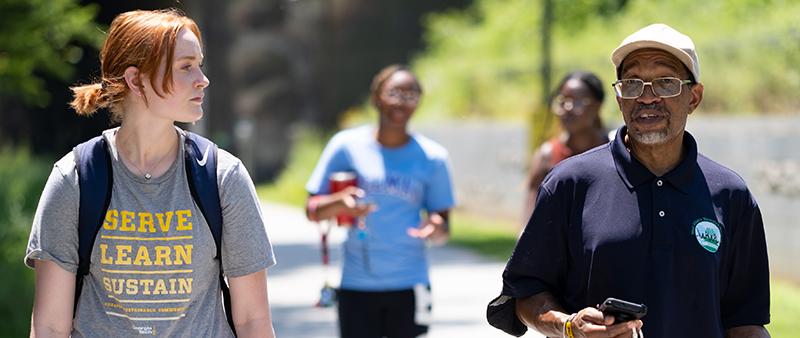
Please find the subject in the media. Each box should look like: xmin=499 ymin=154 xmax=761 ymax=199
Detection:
xmin=522 ymin=71 xmax=609 ymax=224
xmin=304 ymin=64 xmax=455 ymax=338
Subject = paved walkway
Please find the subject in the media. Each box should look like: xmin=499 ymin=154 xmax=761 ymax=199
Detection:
xmin=263 ymin=202 xmax=543 ymax=338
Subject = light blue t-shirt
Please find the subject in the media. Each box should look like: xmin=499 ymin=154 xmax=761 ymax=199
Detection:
xmin=306 ymin=126 xmax=455 ymax=291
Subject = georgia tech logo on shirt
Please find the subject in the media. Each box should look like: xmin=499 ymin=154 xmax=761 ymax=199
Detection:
xmin=692 ymin=218 xmax=722 ymax=253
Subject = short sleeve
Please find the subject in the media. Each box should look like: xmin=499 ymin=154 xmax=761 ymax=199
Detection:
xmin=305 ymin=133 xmax=352 ymax=195
xmin=423 ymin=156 xmax=455 ymax=212
xmin=217 ymin=153 xmax=276 ymax=278
xmin=502 ymin=184 xmax=569 ymax=298
xmin=720 ymin=191 xmax=770 ymax=328
xmin=24 ymin=153 xmax=81 ymax=273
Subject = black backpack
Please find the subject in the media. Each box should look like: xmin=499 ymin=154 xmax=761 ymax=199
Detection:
xmin=74 ymin=131 xmax=236 ymax=335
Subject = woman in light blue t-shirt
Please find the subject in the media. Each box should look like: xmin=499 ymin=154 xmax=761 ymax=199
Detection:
xmin=305 ymin=64 xmax=456 ymax=338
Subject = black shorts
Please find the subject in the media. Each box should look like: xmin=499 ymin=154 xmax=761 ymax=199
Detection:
xmin=337 ymin=285 xmax=431 ymax=338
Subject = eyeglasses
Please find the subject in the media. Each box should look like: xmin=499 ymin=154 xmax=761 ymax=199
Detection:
xmin=551 ymin=95 xmax=594 ymax=115
xmin=612 ymin=77 xmax=693 ymax=99
xmin=384 ymin=89 xmax=420 ymax=103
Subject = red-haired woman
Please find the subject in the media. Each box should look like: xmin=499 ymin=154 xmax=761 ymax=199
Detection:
xmin=25 ymin=9 xmax=276 ymax=337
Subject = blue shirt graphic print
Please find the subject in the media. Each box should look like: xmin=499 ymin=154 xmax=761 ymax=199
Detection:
xmin=306 ymin=126 xmax=455 ymax=291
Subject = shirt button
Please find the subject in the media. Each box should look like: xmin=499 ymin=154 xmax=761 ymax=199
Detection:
xmin=659 ymin=210 xmax=666 ymax=217
xmin=656 ymin=180 xmax=663 ymax=187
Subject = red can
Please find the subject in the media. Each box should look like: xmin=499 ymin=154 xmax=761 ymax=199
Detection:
xmin=329 ymin=171 xmax=357 ymax=226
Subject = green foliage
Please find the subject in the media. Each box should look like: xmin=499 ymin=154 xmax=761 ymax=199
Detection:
xmin=0 ymin=148 xmax=51 ymax=336
xmin=256 ymin=127 xmax=330 ymax=207
xmin=412 ymin=0 xmax=800 ymax=123
xmin=554 ymin=0 xmax=628 ymax=33
xmin=414 ymin=0 xmax=539 ymax=122
xmin=0 ymin=0 xmax=102 ymax=106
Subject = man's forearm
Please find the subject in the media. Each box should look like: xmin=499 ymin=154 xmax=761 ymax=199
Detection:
xmin=725 ymin=325 xmax=770 ymax=338
xmin=514 ymin=291 xmax=570 ymax=337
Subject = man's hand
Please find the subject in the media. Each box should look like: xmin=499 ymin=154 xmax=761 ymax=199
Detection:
xmin=515 ymin=292 xmax=643 ymax=338
xmin=569 ymin=306 xmax=643 ymax=338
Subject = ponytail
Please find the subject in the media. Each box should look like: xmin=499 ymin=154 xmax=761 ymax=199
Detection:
xmin=70 ymin=83 xmax=106 ymax=116
xmin=70 ymin=79 xmax=127 ymax=121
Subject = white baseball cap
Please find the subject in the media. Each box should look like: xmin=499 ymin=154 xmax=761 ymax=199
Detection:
xmin=611 ymin=23 xmax=700 ymax=82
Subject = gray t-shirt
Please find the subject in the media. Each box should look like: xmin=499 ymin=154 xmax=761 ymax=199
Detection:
xmin=25 ymin=127 xmax=276 ymax=337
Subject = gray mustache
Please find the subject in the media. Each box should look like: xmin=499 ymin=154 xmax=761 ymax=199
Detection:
xmin=633 ymin=103 xmax=665 ymax=115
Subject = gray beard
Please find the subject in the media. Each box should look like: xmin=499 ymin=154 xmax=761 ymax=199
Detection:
xmin=631 ymin=129 xmax=669 ymax=145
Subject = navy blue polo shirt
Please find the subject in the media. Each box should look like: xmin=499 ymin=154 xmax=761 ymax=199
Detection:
xmin=503 ymin=127 xmax=770 ymax=337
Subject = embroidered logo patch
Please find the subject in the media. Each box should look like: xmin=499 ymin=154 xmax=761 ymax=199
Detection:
xmin=693 ymin=218 xmax=722 ymax=253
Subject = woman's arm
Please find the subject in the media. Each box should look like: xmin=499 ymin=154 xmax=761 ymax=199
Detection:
xmin=305 ymin=187 xmax=374 ymax=222
xmin=31 ymin=260 xmax=75 ymax=338
xmin=228 ymin=269 xmax=275 ymax=338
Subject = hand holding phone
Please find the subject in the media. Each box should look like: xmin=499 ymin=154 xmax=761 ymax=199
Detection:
xmin=597 ymin=298 xmax=647 ymax=323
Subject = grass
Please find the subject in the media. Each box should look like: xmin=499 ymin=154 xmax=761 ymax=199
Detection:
xmin=255 ymin=127 xmax=329 ymax=208
xmin=449 ymin=212 xmax=518 ymax=261
xmin=768 ymin=279 xmax=800 ymax=337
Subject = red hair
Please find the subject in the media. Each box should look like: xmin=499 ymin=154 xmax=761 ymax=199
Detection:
xmin=70 ymin=9 xmax=202 ymax=121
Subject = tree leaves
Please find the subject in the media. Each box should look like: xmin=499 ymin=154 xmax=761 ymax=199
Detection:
xmin=0 ymin=0 xmax=102 ymax=106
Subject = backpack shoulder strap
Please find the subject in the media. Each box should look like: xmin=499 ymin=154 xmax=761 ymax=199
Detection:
xmin=183 ymin=131 xmax=222 ymax=258
xmin=75 ymin=135 xmax=113 ymax=314
xmin=183 ymin=131 xmax=236 ymax=335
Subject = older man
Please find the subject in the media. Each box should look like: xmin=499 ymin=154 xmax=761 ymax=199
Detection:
xmin=488 ymin=24 xmax=770 ymax=338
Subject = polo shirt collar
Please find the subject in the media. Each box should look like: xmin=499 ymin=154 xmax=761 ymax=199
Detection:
xmin=611 ymin=126 xmax=698 ymax=193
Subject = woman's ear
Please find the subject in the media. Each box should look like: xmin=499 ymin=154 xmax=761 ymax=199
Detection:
xmin=123 ymin=66 xmax=145 ymax=97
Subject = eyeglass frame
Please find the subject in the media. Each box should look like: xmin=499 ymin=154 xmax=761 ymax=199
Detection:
xmin=611 ymin=77 xmax=694 ymax=99
xmin=551 ymin=95 xmax=596 ymax=116
xmin=383 ymin=88 xmax=421 ymax=103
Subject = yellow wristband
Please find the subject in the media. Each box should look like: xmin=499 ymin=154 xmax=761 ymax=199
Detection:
xmin=565 ymin=316 xmax=575 ymax=338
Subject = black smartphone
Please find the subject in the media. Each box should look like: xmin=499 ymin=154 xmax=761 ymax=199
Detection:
xmin=597 ymin=298 xmax=647 ymax=323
